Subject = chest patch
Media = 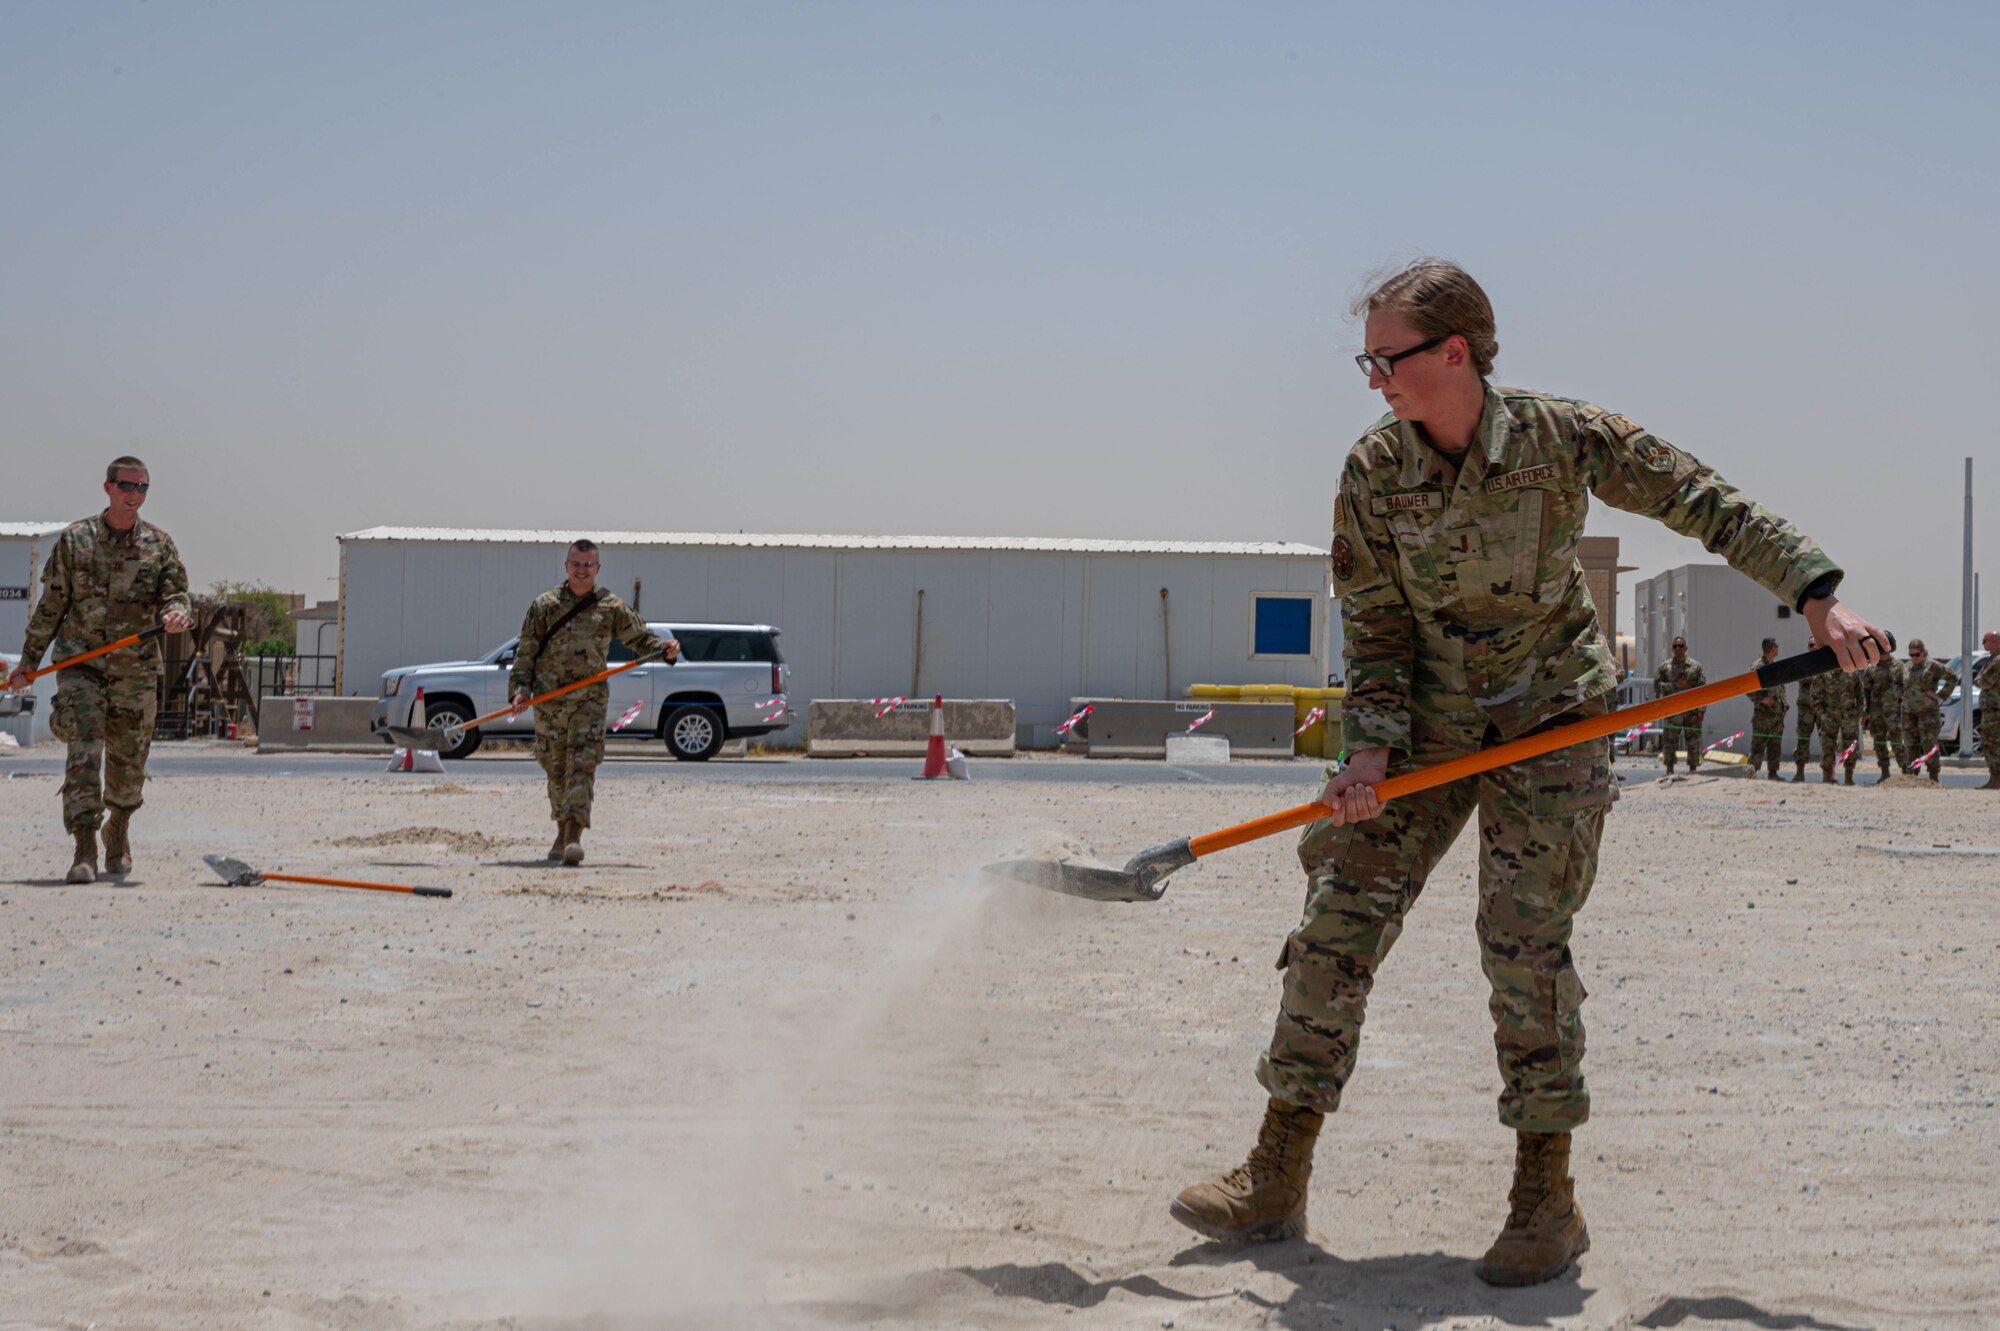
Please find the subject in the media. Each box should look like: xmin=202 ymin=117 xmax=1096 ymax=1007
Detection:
xmin=1485 ymin=464 xmax=1559 ymax=494
xmin=1601 ymin=413 xmax=1645 ymax=440
xmin=1371 ymin=490 xmax=1443 ymax=515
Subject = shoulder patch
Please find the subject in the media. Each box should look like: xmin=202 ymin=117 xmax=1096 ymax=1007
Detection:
xmin=1331 ymin=536 xmax=1355 ymax=582
xmin=1371 ymin=490 xmax=1444 ymax=515
xmin=1632 ymin=436 xmax=1676 ymax=473
xmin=1600 ymin=413 xmax=1645 ymax=441
xmin=1485 ymin=464 xmax=1560 ymax=494
xmin=1332 ymin=495 xmax=1344 ymax=528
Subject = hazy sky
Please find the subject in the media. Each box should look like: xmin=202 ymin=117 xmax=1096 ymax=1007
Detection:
xmin=4 ymin=2 xmax=1995 ymax=646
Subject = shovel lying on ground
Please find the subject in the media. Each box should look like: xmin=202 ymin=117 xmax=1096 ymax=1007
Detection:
xmin=986 ymin=637 xmax=1889 ymax=903
xmin=7 ymin=624 xmax=167 ymax=686
xmin=204 ymin=853 xmax=453 ymax=899
xmin=382 ymin=650 xmax=666 ymax=749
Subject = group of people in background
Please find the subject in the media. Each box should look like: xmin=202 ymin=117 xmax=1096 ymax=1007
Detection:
xmin=1655 ymin=631 xmax=2000 ymax=788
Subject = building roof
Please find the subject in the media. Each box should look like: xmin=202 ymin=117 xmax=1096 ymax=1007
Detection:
xmin=338 ymin=527 xmax=1326 ymax=558
xmin=0 ymin=522 xmax=72 ymax=538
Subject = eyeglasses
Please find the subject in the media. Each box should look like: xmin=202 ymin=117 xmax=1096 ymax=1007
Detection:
xmin=111 ymin=480 xmax=150 ymax=494
xmin=1354 ymin=334 xmax=1449 ymax=380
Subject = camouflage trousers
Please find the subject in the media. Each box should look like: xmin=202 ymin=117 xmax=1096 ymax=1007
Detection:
xmin=49 ymin=670 xmax=157 ymax=833
xmin=1901 ymin=703 xmax=1942 ymax=776
xmin=534 ymin=692 xmax=607 ymax=826
xmin=1792 ymin=703 xmax=1824 ymax=767
xmin=1748 ymin=703 xmax=1787 ymax=772
xmin=1983 ymin=710 xmax=2000 ymax=778
xmin=1662 ymin=707 xmax=1704 ymax=767
xmin=1258 ymin=706 xmax=1615 ymax=1133
xmin=1818 ymin=713 xmax=1861 ymax=776
xmin=1868 ymin=715 xmax=1903 ymax=771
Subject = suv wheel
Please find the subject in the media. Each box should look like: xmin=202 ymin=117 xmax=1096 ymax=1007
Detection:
xmin=663 ymin=704 xmax=725 ymax=761
xmin=419 ymin=698 xmax=483 ymax=760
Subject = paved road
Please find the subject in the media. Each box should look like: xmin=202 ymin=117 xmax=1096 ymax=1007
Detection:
xmin=4 ymin=744 xmax=1993 ymax=790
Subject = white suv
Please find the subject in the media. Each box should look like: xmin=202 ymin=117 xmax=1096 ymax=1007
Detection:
xmin=370 ymin=622 xmax=789 ymax=760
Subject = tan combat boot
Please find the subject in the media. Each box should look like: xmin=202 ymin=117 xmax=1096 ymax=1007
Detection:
xmin=1476 ymin=1130 xmax=1589 ymax=1286
xmin=1792 ymin=761 xmax=1806 ymax=782
xmin=560 ymin=819 xmax=585 ymax=867
xmin=102 ymin=810 xmax=133 ymax=875
xmin=1169 ymin=1098 xmax=1322 ymax=1243
xmin=547 ymin=823 xmax=566 ymax=863
xmin=66 ymin=826 xmax=98 ymax=884
xmin=1928 ymin=764 xmax=1940 ymax=783
xmin=1842 ymin=768 xmax=1855 ymax=786
xmin=1982 ymin=775 xmax=2000 ymax=790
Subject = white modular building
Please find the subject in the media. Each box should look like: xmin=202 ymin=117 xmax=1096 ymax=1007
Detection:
xmin=1633 ymin=563 xmax=1811 ymax=750
xmin=336 ymin=529 xmax=1336 ymax=747
xmin=0 ymin=523 xmax=69 ymax=742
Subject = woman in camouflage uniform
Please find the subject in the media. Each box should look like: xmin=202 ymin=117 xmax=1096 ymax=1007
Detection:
xmin=1169 ymin=261 xmax=1889 ymax=1285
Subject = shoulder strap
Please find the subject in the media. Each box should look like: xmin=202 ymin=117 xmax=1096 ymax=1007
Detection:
xmin=538 ymin=589 xmax=602 ymax=649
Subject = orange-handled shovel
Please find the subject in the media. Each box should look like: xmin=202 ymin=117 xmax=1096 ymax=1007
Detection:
xmin=8 ymin=624 xmax=167 ymax=686
xmin=204 ymin=853 xmax=452 ymax=899
xmin=382 ymin=650 xmax=666 ymax=749
xmin=986 ymin=636 xmax=1892 ymax=902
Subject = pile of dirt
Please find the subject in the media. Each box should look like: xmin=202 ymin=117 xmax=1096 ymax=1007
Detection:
xmin=1878 ymin=774 xmax=1948 ymax=791
xmin=327 ymin=825 xmax=509 ymax=853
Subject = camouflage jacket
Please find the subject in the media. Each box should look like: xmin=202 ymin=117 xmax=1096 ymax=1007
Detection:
xmin=1858 ymin=656 xmax=1904 ymax=722
xmin=1330 ymin=385 xmax=1840 ymax=754
xmin=1900 ymin=659 xmax=1958 ymax=713
xmin=1748 ymin=659 xmax=1787 ymax=712
xmin=508 ymin=585 xmax=667 ymax=699
xmin=1813 ymin=669 xmax=1863 ymax=721
xmin=1655 ymin=656 xmax=1707 ymax=699
xmin=1973 ymin=653 xmax=2000 ymax=697
xmin=20 ymin=512 xmax=190 ymax=679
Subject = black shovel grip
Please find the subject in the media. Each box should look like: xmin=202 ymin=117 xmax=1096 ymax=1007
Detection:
xmin=1755 ymin=631 xmax=1896 ymax=690
xmin=415 ymin=886 xmax=453 ymax=899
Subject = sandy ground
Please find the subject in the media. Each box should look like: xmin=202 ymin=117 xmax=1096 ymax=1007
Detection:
xmin=2 ymin=754 xmax=1997 ymax=1331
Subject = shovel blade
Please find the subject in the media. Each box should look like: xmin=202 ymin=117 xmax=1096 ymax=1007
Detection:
xmin=202 ymin=853 xmax=263 ymax=887
xmin=384 ymin=724 xmax=455 ymax=749
xmin=982 ymin=857 xmax=1154 ymax=902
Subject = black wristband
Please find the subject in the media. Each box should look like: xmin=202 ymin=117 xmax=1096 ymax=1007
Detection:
xmin=1795 ymin=576 xmax=1836 ymax=613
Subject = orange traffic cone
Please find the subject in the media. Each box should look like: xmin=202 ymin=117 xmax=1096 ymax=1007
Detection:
xmin=918 ymin=694 xmax=948 ymax=779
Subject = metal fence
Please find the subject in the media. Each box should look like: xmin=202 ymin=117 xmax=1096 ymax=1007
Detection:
xmin=245 ymin=654 xmax=340 ymax=715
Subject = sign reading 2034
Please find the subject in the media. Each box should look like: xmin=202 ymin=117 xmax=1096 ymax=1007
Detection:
xmin=0 ymin=587 xmax=28 ymax=601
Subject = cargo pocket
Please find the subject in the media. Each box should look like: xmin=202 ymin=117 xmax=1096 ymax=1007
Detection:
xmin=1529 ymin=748 xmax=1615 ymax=817
xmin=49 ymin=688 xmax=78 ymax=742
xmin=1554 ymin=964 xmax=1588 ymax=1068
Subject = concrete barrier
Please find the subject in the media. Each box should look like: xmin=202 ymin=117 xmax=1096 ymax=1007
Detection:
xmin=257 ymin=696 xmax=383 ymax=752
xmin=807 ymin=698 xmax=1016 ymax=757
xmin=1065 ymin=698 xmax=1296 ymax=759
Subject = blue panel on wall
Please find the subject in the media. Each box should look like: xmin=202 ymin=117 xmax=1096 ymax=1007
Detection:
xmin=1254 ymin=596 xmax=1312 ymax=656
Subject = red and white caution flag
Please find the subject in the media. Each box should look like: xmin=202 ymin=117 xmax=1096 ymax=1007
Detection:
xmin=1294 ymin=706 xmax=1325 ymax=737
xmin=611 ymin=699 xmax=645 ymax=732
xmin=758 ymin=698 xmax=790 ymax=723
xmin=1838 ymin=739 xmax=1860 ymax=764
xmin=1048 ymin=703 xmax=1096 ymax=735
xmin=1185 ymin=707 xmax=1216 ymax=733
xmin=1703 ymin=730 xmax=1743 ymax=754
xmin=871 ymin=696 xmax=907 ymax=719
xmin=1913 ymin=744 xmax=1940 ymax=769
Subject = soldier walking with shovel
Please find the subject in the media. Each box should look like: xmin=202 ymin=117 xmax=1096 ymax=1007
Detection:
xmin=509 ymin=540 xmax=678 ymax=865
xmin=6 ymin=459 xmax=191 ymax=883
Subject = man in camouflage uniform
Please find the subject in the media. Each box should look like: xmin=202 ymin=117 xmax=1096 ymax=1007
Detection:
xmin=1170 ymin=261 xmax=1889 ymax=1288
xmin=508 ymin=540 xmax=678 ymax=865
xmin=1816 ymin=663 xmax=1863 ymax=784
xmin=1975 ymin=630 xmax=2000 ymax=790
xmin=1746 ymin=638 xmax=1787 ymax=778
xmin=1898 ymin=639 xmax=1958 ymax=784
xmin=1790 ymin=635 xmax=1829 ymax=781
xmin=5 ymin=459 xmax=191 ymax=882
xmin=1653 ymin=637 xmax=1707 ymax=772
xmin=1858 ymin=650 xmax=1906 ymax=781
